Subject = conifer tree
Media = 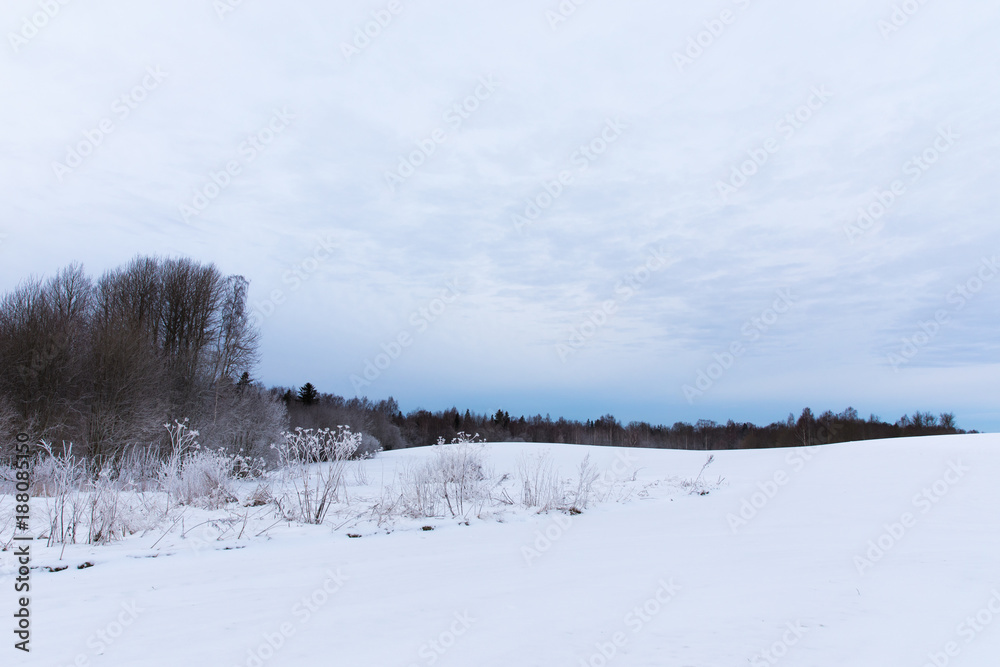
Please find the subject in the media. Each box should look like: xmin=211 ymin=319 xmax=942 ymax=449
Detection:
xmin=297 ymin=382 xmax=319 ymax=406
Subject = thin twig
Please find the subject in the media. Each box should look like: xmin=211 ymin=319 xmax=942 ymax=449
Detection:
xmin=150 ymin=510 xmax=186 ymax=549
xmin=254 ymin=518 xmax=283 ymax=537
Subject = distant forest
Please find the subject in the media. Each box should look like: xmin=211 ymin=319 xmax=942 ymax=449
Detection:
xmin=280 ymin=385 xmax=969 ymax=452
xmin=0 ymin=256 xmax=969 ymax=461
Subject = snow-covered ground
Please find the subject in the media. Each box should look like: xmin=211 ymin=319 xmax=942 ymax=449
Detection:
xmin=4 ymin=435 xmax=1000 ymax=666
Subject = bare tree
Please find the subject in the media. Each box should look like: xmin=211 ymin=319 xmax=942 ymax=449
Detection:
xmin=211 ymin=275 xmax=259 ymax=383
xmin=0 ymin=265 xmax=93 ymax=445
xmin=157 ymin=258 xmax=223 ymax=408
xmin=87 ymin=266 xmax=166 ymax=460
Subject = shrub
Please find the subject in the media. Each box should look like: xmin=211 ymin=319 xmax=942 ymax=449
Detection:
xmin=400 ymin=435 xmax=492 ymax=519
xmin=684 ymin=454 xmax=722 ymax=496
xmin=159 ymin=420 xmax=257 ymax=509
xmin=569 ymin=454 xmax=601 ymax=510
xmin=272 ymin=426 xmax=361 ymax=524
xmin=357 ymin=433 xmax=382 ymax=460
xmin=34 ymin=442 xmax=156 ymax=546
xmin=161 ymin=446 xmax=240 ymax=508
xmin=517 ymin=450 xmax=562 ymax=511
xmin=158 ymin=419 xmax=244 ymax=508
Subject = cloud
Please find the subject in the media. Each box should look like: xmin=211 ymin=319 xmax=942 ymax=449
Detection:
xmin=2 ymin=0 xmax=999 ymax=429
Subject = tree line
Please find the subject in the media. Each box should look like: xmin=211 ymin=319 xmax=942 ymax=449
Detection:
xmin=0 ymin=256 xmax=969 ymax=462
xmin=280 ymin=388 xmax=967 ymax=451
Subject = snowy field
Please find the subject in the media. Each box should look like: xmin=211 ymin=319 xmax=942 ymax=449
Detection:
xmin=3 ymin=434 xmax=1000 ymax=666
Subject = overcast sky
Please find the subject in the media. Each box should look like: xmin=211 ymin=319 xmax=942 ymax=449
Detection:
xmin=2 ymin=0 xmax=999 ymax=431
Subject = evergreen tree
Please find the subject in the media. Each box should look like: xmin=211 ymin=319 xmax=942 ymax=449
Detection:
xmin=297 ymin=382 xmax=319 ymax=406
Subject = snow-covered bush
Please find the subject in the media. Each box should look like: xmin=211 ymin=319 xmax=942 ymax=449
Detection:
xmin=568 ymin=454 xmax=601 ymax=510
xmin=85 ymin=466 xmax=150 ymax=544
xmin=159 ymin=420 xmax=262 ymax=509
xmin=31 ymin=443 xmax=87 ymax=498
xmin=34 ymin=443 xmax=88 ymax=545
xmin=517 ymin=451 xmax=562 ymax=511
xmin=33 ymin=442 xmax=156 ymax=546
xmin=516 ymin=451 xmax=602 ymax=512
xmin=399 ymin=434 xmax=493 ymax=519
xmin=357 ymin=433 xmax=382 ymax=460
xmin=272 ymin=426 xmax=361 ymax=524
xmin=161 ymin=447 xmax=240 ymax=508
xmin=245 ymin=481 xmax=272 ymax=507
xmin=112 ymin=445 xmax=164 ymax=492
xmin=0 ymin=463 xmax=17 ymax=495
